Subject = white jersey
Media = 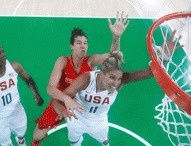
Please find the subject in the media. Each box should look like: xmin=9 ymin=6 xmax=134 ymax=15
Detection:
xmin=0 ymin=60 xmax=21 ymax=118
xmin=74 ymin=70 xmax=118 ymax=120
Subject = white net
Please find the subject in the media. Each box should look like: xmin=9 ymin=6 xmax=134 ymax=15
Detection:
xmin=151 ymin=13 xmax=191 ymax=146
xmin=155 ymin=95 xmax=191 ymax=146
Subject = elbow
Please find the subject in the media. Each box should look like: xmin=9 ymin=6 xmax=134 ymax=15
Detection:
xmin=47 ymin=85 xmax=54 ymax=96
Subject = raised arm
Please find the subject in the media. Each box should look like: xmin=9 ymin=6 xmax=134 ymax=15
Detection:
xmin=153 ymin=30 xmax=184 ymax=64
xmin=88 ymin=11 xmax=129 ymax=66
xmin=118 ymin=30 xmax=184 ymax=90
xmin=116 ymin=67 xmax=153 ymax=91
xmin=11 ymin=62 xmax=44 ymax=106
xmin=122 ymin=67 xmax=153 ymax=84
xmin=108 ymin=11 xmax=129 ymax=52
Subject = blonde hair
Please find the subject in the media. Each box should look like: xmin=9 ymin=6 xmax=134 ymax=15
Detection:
xmin=101 ymin=51 xmax=124 ymax=73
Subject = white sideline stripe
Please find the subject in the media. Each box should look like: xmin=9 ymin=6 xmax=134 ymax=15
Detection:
xmin=48 ymin=123 xmax=67 ymax=135
xmin=47 ymin=123 xmax=152 ymax=146
xmin=109 ymin=123 xmax=152 ymax=146
xmin=13 ymin=0 xmax=26 ymax=15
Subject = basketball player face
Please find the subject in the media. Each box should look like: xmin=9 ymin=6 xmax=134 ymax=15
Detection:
xmin=0 ymin=47 xmax=6 ymax=67
xmin=102 ymin=69 xmax=123 ymax=92
xmin=70 ymin=36 xmax=88 ymax=58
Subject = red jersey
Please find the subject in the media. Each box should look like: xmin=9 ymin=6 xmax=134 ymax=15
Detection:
xmin=58 ymin=55 xmax=92 ymax=92
xmin=35 ymin=55 xmax=92 ymax=129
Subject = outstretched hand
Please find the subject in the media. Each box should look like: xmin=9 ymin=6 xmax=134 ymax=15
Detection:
xmin=55 ymin=108 xmax=78 ymax=121
xmin=64 ymin=96 xmax=87 ymax=116
xmin=163 ymin=30 xmax=184 ymax=55
xmin=108 ymin=11 xmax=129 ymax=38
xmin=155 ymin=30 xmax=184 ymax=58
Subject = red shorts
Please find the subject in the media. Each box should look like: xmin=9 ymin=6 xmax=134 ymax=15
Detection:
xmin=35 ymin=99 xmax=64 ymax=129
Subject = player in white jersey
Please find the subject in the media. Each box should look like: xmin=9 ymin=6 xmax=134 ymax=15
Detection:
xmin=68 ymin=69 xmax=118 ymax=145
xmin=0 ymin=46 xmax=44 ymax=146
xmin=53 ymin=31 xmax=183 ymax=145
xmin=52 ymin=51 xmax=153 ymax=146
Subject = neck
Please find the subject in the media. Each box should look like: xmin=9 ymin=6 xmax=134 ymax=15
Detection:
xmin=72 ymin=54 xmax=84 ymax=67
xmin=96 ymin=74 xmax=106 ymax=92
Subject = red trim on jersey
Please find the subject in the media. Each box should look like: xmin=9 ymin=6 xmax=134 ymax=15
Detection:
xmin=35 ymin=55 xmax=92 ymax=129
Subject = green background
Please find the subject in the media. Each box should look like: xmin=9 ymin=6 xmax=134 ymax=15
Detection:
xmin=0 ymin=17 xmax=175 ymax=145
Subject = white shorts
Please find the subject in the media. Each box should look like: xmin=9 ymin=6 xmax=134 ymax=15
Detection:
xmin=67 ymin=113 xmax=108 ymax=143
xmin=0 ymin=104 xmax=27 ymax=145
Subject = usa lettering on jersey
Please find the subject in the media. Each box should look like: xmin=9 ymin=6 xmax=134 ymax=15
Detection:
xmin=0 ymin=78 xmax=15 ymax=91
xmin=84 ymin=94 xmax=109 ymax=105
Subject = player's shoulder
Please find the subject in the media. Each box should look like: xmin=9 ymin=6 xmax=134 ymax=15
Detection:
xmin=87 ymin=54 xmax=95 ymax=61
xmin=57 ymin=56 xmax=68 ymax=62
xmin=10 ymin=62 xmax=22 ymax=74
xmin=54 ymin=56 xmax=69 ymax=70
xmin=10 ymin=62 xmax=22 ymax=69
xmin=56 ymin=56 xmax=68 ymax=64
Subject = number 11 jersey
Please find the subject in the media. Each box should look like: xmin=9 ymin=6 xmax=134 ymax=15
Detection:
xmin=75 ymin=70 xmax=118 ymax=121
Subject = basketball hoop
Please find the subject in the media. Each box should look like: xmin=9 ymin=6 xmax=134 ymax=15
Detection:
xmin=147 ymin=11 xmax=191 ymax=115
xmin=147 ymin=11 xmax=191 ymax=146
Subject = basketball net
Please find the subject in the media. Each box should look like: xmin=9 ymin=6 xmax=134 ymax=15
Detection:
xmin=147 ymin=12 xmax=191 ymax=146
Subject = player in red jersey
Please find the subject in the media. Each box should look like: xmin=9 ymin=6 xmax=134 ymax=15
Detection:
xmin=30 ymin=11 xmax=129 ymax=146
xmin=53 ymin=31 xmax=184 ymax=146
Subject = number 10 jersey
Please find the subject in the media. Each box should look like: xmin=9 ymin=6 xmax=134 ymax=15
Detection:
xmin=0 ymin=60 xmax=20 ymax=118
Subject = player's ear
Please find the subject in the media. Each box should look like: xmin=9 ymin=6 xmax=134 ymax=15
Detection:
xmin=70 ymin=44 xmax=73 ymax=51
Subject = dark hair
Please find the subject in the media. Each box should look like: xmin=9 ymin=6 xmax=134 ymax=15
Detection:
xmin=101 ymin=51 xmax=124 ymax=73
xmin=70 ymin=28 xmax=87 ymax=45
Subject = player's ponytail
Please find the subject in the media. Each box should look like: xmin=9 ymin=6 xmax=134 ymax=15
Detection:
xmin=101 ymin=51 xmax=124 ymax=73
